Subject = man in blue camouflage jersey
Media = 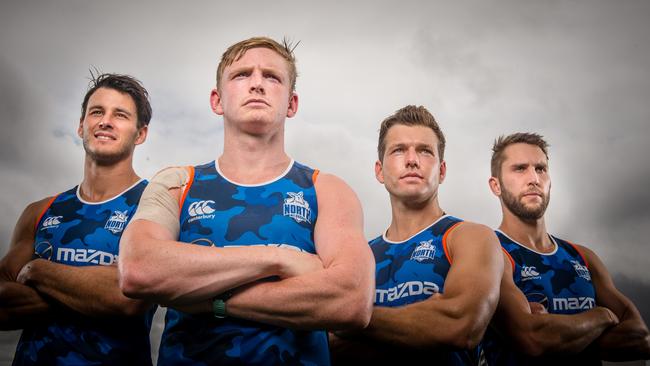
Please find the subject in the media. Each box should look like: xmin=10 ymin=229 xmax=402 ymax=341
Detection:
xmin=482 ymin=132 xmax=650 ymax=364
xmin=118 ymin=37 xmax=374 ymax=365
xmin=329 ymin=105 xmax=503 ymax=365
xmin=0 ymin=73 xmax=156 ymax=364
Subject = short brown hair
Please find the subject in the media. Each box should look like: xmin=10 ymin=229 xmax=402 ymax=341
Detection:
xmin=377 ymin=105 xmax=446 ymax=162
xmin=491 ymin=132 xmax=549 ymax=177
xmin=216 ymin=36 xmax=298 ymax=92
xmin=81 ymin=72 xmax=152 ymax=129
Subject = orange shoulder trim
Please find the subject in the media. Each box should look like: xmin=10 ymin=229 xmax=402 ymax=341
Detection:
xmin=179 ymin=166 xmax=195 ymax=215
xmin=312 ymin=169 xmax=320 ymax=183
xmin=567 ymin=240 xmax=589 ymax=269
xmin=34 ymin=195 xmax=59 ymax=230
xmin=501 ymin=247 xmax=516 ymax=272
xmin=442 ymin=221 xmax=464 ymax=264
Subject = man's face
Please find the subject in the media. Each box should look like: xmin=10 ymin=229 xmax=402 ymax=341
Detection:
xmin=375 ymin=124 xmax=445 ymax=205
xmin=211 ymin=47 xmax=298 ymax=135
xmin=78 ymin=87 xmax=146 ymax=165
xmin=493 ymin=143 xmax=551 ymax=221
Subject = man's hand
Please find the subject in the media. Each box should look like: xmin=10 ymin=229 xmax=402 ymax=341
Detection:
xmin=277 ymin=250 xmax=323 ymax=278
xmin=528 ymin=302 xmax=547 ymax=314
xmin=16 ymin=259 xmax=46 ymax=286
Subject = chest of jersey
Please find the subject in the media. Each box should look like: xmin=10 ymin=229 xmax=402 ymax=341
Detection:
xmin=178 ymin=162 xmax=318 ymax=253
xmin=33 ymin=182 xmax=146 ymax=266
xmin=370 ymin=216 xmax=461 ymax=307
xmin=499 ymin=232 xmax=596 ymax=314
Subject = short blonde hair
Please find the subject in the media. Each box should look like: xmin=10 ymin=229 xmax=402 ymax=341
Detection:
xmin=216 ymin=36 xmax=298 ymax=92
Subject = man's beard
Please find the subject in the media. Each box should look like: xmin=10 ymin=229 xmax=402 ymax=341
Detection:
xmin=82 ymin=134 xmax=135 ymax=166
xmin=501 ymin=183 xmax=550 ymax=221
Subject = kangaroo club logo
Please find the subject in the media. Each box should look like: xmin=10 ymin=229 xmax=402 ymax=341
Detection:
xmin=283 ymin=192 xmax=311 ymax=224
xmin=188 ymin=200 xmax=216 ymax=223
xmin=571 ymin=260 xmax=591 ymax=281
xmin=410 ymin=239 xmax=436 ymax=262
xmin=105 ymin=210 xmax=129 ymax=234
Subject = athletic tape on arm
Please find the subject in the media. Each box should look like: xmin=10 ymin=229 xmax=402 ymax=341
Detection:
xmin=131 ymin=167 xmax=190 ymax=238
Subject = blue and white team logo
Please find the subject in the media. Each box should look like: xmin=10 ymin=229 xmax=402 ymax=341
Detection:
xmin=521 ymin=265 xmax=541 ymax=281
xmin=41 ymin=216 xmax=63 ymax=230
xmin=410 ymin=239 xmax=436 ymax=262
xmin=571 ymin=260 xmax=591 ymax=281
xmin=283 ymin=192 xmax=311 ymax=224
xmin=188 ymin=200 xmax=216 ymax=223
xmin=105 ymin=210 xmax=129 ymax=234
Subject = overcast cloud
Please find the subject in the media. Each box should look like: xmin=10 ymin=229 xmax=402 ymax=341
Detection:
xmin=1 ymin=0 xmax=649 ymax=364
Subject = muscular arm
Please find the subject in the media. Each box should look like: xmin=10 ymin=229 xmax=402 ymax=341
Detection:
xmin=579 ymin=245 xmax=650 ymax=361
xmin=0 ymin=199 xmax=53 ymax=330
xmin=350 ymin=223 xmax=502 ymax=350
xmin=223 ymin=174 xmax=375 ymax=330
xmin=17 ymin=259 xmax=151 ymax=317
xmin=492 ymin=252 xmax=619 ymax=357
xmin=118 ymin=167 xmax=324 ymax=305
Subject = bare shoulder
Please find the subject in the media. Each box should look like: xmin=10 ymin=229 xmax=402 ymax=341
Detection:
xmin=314 ymin=172 xmax=360 ymax=204
xmin=21 ymin=196 xmax=57 ymax=228
xmin=449 ymin=221 xmax=498 ymax=245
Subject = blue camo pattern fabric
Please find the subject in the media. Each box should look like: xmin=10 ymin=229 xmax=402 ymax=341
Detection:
xmin=158 ymin=160 xmax=329 ymax=366
xmin=370 ymin=215 xmax=482 ymax=365
xmin=481 ymin=230 xmax=600 ymax=365
xmin=14 ymin=179 xmax=154 ymax=366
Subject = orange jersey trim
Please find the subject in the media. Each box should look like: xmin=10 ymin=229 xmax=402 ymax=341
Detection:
xmin=442 ymin=221 xmax=464 ymax=264
xmin=34 ymin=195 xmax=59 ymax=231
xmin=566 ymin=240 xmax=589 ymax=269
xmin=178 ymin=166 xmax=195 ymax=215
xmin=312 ymin=169 xmax=320 ymax=183
xmin=502 ymin=247 xmax=516 ymax=272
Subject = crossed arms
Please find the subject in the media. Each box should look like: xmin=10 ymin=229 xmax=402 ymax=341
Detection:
xmin=330 ymin=222 xmax=504 ymax=360
xmin=493 ymin=245 xmax=650 ymax=360
xmin=118 ymin=168 xmax=374 ymax=330
xmin=0 ymin=198 xmax=150 ymax=330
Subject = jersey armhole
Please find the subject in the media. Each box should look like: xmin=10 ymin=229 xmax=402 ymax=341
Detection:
xmin=178 ymin=166 xmax=195 ymax=215
xmin=501 ymin=247 xmax=516 ymax=273
xmin=567 ymin=240 xmax=589 ymax=269
xmin=442 ymin=221 xmax=464 ymax=264
xmin=34 ymin=195 xmax=59 ymax=230
xmin=312 ymin=169 xmax=320 ymax=183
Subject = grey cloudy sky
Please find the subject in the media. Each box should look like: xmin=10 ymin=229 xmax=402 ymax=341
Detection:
xmin=1 ymin=0 xmax=649 ymax=363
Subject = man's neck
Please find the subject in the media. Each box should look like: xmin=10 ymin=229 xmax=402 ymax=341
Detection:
xmin=219 ymin=124 xmax=290 ymax=184
xmin=498 ymin=210 xmax=553 ymax=252
xmin=79 ymin=156 xmax=140 ymax=202
xmin=385 ymin=195 xmax=445 ymax=242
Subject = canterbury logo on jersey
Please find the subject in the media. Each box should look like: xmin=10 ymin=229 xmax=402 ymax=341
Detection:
xmin=375 ymin=281 xmax=440 ymax=304
xmin=187 ymin=200 xmax=216 ymax=223
xmin=552 ymin=296 xmax=595 ymax=311
xmin=520 ymin=265 xmax=541 ymax=281
xmin=41 ymin=216 xmax=63 ymax=230
xmin=283 ymin=192 xmax=311 ymax=224
xmin=57 ymin=248 xmax=117 ymax=265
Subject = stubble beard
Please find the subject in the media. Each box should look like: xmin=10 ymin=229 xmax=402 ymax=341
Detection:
xmin=83 ymin=133 xmax=136 ymax=167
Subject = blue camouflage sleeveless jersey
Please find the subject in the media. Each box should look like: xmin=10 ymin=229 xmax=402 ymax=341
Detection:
xmin=370 ymin=215 xmax=481 ymax=365
xmin=157 ymin=160 xmax=329 ymax=366
xmin=482 ymin=230 xmax=600 ymax=365
xmin=13 ymin=179 xmax=153 ymax=366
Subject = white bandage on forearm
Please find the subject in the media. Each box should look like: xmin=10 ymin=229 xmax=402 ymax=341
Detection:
xmin=132 ymin=166 xmax=191 ymax=239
